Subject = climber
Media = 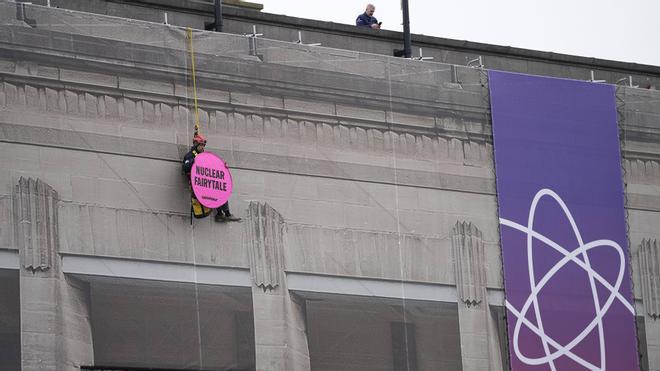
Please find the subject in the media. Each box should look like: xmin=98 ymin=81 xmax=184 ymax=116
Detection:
xmin=183 ymin=134 xmax=241 ymax=222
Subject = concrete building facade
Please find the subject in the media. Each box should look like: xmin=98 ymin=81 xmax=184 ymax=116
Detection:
xmin=0 ymin=1 xmax=659 ymax=370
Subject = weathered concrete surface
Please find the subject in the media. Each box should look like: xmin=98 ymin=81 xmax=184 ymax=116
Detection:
xmin=452 ymin=221 xmax=503 ymax=371
xmin=457 ymin=304 xmax=502 ymax=371
xmin=0 ymin=3 xmax=658 ymax=370
xmin=31 ymin=0 xmax=660 ymax=88
xmin=20 ymin=273 xmax=94 ymax=370
xmin=18 ymin=229 xmax=94 ymax=370
xmin=647 ymin=319 xmax=660 ymax=371
xmin=246 ymin=202 xmax=310 ymax=370
xmin=12 ymin=176 xmax=94 ymax=370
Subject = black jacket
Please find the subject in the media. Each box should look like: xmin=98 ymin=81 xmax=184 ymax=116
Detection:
xmin=356 ymin=12 xmax=378 ymax=27
xmin=182 ymin=146 xmax=198 ymax=175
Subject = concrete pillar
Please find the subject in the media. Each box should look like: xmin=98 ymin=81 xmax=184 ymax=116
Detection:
xmin=20 ymin=274 xmax=93 ymax=370
xmin=15 ymin=178 xmax=94 ymax=370
xmin=245 ymin=202 xmax=311 ymax=371
xmin=452 ymin=221 xmax=504 ymax=370
xmin=638 ymin=238 xmax=660 ymax=370
xmin=456 ymin=298 xmax=505 ymax=371
xmin=457 ymin=304 xmax=489 ymax=370
xmin=646 ymin=319 xmax=660 ymax=371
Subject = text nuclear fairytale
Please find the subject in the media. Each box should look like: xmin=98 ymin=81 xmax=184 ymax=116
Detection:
xmin=194 ymin=165 xmax=228 ymax=191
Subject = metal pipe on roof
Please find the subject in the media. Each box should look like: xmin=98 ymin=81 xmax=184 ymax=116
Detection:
xmin=214 ymin=0 xmax=223 ymax=32
xmin=402 ymin=0 xmax=411 ymax=58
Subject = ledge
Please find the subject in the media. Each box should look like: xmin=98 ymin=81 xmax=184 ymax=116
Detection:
xmin=61 ymin=253 xmax=252 ymax=286
xmin=0 ymin=250 xmax=19 ymax=270
xmin=220 ymin=5 xmax=660 ymax=75
xmin=286 ymin=271 xmax=458 ymax=303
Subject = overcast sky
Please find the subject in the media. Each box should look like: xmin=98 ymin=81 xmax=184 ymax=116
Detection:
xmin=257 ymin=0 xmax=659 ymax=67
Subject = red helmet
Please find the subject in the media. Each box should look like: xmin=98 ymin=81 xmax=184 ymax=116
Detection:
xmin=193 ymin=134 xmax=207 ymax=145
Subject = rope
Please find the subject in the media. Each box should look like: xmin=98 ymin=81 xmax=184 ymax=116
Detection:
xmin=187 ymin=27 xmax=201 ymax=136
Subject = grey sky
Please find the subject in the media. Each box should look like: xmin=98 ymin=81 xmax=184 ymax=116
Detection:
xmin=258 ymin=0 xmax=659 ymax=67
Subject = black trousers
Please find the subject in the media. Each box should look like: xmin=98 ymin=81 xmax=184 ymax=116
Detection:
xmin=217 ymin=202 xmax=231 ymax=216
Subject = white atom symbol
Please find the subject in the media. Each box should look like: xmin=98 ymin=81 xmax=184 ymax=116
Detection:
xmin=500 ymin=188 xmax=635 ymax=371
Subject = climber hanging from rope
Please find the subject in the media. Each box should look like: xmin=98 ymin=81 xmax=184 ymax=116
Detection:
xmin=182 ymin=28 xmax=240 ymax=223
xmin=182 ymin=134 xmax=241 ymax=222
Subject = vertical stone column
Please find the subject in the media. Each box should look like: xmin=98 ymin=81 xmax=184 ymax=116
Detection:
xmin=244 ymin=202 xmax=311 ymax=371
xmin=14 ymin=177 xmax=94 ymax=370
xmin=637 ymin=238 xmax=660 ymax=370
xmin=452 ymin=221 xmax=503 ymax=371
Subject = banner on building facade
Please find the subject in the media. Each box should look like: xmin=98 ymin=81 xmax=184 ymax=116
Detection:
xmin=489 ymin=71 xmax=639 ymax=370
xmin=190 ymin=152 xmax=233 ymax=208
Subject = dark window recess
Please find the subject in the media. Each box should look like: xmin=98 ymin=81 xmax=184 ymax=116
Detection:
xmin=391 ymin=322 xmax=417 ymax=371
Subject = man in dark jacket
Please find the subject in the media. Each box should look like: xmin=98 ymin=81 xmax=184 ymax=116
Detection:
xmin=356 ymin=4 xmax=380 ymax=29
xmin=183 ymin=134 xmax=241 ymax=222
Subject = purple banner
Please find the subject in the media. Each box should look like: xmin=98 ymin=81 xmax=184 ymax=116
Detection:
xmin=489 ymin=71 xmax=639 ymax=370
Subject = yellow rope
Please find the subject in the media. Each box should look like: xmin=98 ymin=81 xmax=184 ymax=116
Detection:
xmin=187 ymin=27 xmax=201 ymax=136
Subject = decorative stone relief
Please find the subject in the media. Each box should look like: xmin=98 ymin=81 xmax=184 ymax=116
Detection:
xmin=13 ymin=177 xmax=59 ymax=272
xmin=1 ymin=81 xmax=495 ymax=165
xmin=452 ymin=221 xmax=486 ymax=307
xmin=637 ymin=238 xmax=660 ymax=319
xmin=244 ymin=202 xmax=284 ymax=291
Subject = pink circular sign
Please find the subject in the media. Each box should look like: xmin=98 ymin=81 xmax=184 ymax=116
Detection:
xmin=190 ymin=152 xmax=233 ymax=208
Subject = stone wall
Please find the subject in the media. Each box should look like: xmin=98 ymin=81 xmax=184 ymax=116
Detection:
xmin=1 ymin=3 xmax=659 ymax=370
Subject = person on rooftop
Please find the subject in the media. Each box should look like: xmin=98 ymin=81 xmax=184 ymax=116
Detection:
xmin=356 ymin=4 xmax=380 ymax=30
